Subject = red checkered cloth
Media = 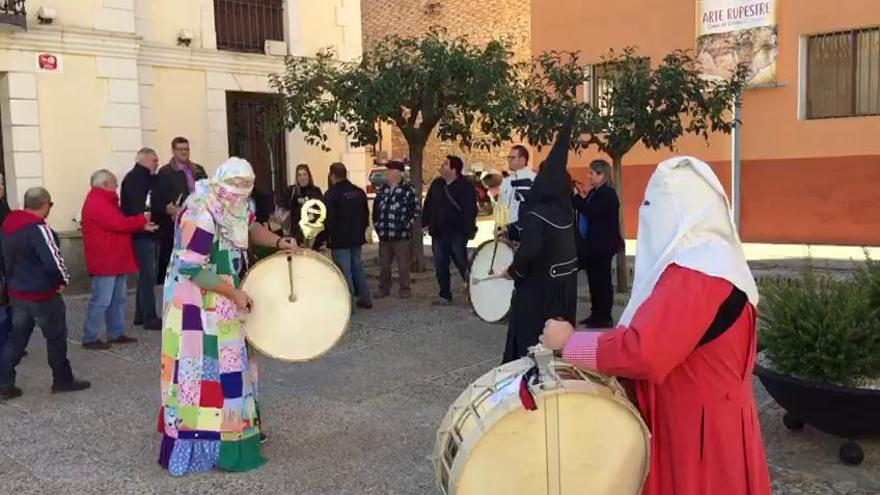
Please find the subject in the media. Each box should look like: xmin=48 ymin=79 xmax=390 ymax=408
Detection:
xmin=562 ymin=331 xmax=601 ymax=370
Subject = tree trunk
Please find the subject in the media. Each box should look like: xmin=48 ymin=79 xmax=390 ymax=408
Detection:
xmin=408 ymin=141 xmax=427 ymax=272
xmin=612 ymin=155 xmax=629 ymax=293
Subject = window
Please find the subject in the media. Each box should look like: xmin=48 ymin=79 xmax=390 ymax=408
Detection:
xmin=583 ymin=58 xmax=650 ymax=116
xmin=214 ymin=0 xmax=284 ymax=54
xmin=806 ymin=27 xmax=880 ymax=119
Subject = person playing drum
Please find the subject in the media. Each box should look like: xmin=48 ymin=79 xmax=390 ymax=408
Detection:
xmin=543 ymin=157 xmax=772 ymax=495
xmin=496 ymin=145 xmax=536 ymax=242
xmin=501 ymin=116 xmax=578 ymax=363
xmin=157 ymin=158 xmax=297 ymax=477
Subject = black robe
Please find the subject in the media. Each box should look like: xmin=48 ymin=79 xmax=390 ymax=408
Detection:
xmin=503 ymin=204 xmax=578 ymax=363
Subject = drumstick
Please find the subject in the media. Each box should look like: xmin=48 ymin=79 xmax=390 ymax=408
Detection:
xmin=487 ymin=237 xmax=500 ymax=275
xmin=287 ymin=255 xmax=297 ymax=303
xmin=471 ymin=272 xmax=507 ymax=285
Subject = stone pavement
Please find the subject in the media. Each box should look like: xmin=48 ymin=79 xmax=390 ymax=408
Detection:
xmin=1 ymin=264 xmax=878 ymax=494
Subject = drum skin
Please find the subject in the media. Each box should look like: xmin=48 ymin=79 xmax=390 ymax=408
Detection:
xmin=240 ymin=251 xmax=351 ymax=361
xmin=468 ymin=240 xmax=515 ymax=323
xmin=434 ymin=358 xmax=650 ymax=495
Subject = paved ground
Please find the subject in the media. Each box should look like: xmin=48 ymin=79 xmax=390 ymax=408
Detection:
xmin=1 ymin=251 xmax=878 ymax=494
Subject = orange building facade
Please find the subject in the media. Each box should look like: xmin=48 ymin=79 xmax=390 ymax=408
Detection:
xmin=532 ymin=0 xmax=880 ymax=245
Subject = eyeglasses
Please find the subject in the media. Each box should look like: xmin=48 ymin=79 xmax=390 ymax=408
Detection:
xmin=174 ymin=147 xmax=190 ymax=152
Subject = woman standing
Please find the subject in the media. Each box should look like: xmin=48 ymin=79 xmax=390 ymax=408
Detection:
xmin=157 ymin=158 xmax=296 ymax=476
xmin=286 ymin=164 xmax=323 ymax=246
xmin=572 ymin=159 xmax=622 ymax=328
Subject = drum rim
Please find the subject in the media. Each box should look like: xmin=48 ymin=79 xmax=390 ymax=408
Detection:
xmin=434 ymin=359 xmax=651 ymax=495
xmin=241 ymin=249 xmax=352 ymax=363
xmin=467 ymin=239 xmax=516 ymax=324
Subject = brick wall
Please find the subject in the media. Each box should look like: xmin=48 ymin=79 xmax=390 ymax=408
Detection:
xmin=362 ymin=0 xmax=532 ymax=176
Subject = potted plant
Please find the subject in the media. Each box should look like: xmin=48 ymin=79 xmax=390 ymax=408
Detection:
xmin=755 ymin=256 xmax=880 ymax=465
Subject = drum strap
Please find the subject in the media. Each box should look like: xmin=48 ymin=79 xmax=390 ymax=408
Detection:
xmin=518 ymin=367 xmax=539 ymax=411
xmin=697 ymin=286 xmax=748 ymax=348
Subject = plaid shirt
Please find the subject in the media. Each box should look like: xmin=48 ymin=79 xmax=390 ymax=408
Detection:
xmin=372 ymin=181 xmax=419 ymax=241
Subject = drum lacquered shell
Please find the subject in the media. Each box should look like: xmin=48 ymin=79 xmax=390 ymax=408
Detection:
xmin=468 ymin=240 xmax=516 ymax=323
xmin=434 ymin=359 xmax=650 ymax=495
xmin=240 ymin=251 xmax=351 ymax=361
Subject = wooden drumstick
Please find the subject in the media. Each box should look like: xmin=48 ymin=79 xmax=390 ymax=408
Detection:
xmin=471 ymin=272 xmax=508 ymax=285
xmin=487 ymin=237 xmax=500 ymax=275
xmin=287 ymin=255 xmax=296 ymax=302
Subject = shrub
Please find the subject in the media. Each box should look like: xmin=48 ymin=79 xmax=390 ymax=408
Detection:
xmin=759 ymin=258 xmax=880 ymax=387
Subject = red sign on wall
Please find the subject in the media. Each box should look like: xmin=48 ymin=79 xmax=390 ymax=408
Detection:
xmin=35 ymin=53 xmax=63 ymax=73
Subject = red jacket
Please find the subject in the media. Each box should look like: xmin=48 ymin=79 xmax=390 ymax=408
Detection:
xmin=81 ymin=187 xmax=147 ymax=276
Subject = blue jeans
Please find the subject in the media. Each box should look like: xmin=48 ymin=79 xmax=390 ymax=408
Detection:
xmin=133 ymin=237 xmax=159 ymax=323
xmin=0 ymin=295 xmax=73 ymax=387
xmin=83 ymin=274 xmax=127 ymax=343
xmin=431 ymin=232 xmax=469 ymax=301
xmin=0 ymin=304 xmax=11 ymax=356
xmin=331 ymin=246 xmax=372 ymax=304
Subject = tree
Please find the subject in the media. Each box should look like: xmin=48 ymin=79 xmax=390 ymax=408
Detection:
xmin=269 ymin=29 xmax=524 ymax=269
xmin=511 ymin=48 xmax=749 ymax=292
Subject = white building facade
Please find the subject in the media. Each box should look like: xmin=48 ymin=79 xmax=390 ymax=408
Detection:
xmin=0 ymin=0 xmax=365 ymax=231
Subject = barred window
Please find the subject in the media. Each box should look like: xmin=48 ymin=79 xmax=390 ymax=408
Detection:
xmin=806 ymin=27 xmax=880 ymax=119
xmin=214 ymin=0 xmax=284 ymax=54
xmin=584 ymin=58 xmax=651 ymax=116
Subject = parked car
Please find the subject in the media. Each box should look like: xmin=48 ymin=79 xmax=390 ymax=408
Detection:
xmin=366 ymin=166 xmax=412 ymax=199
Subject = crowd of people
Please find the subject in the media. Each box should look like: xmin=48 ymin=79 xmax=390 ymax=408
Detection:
xmin=0 ymin=134 xmax=624 ymax=400
xmin=0 ymin=127 xmax=772 ymax=493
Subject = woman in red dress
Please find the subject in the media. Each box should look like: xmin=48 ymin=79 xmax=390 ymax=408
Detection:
xmin=544 ymin=156 xmax=772 ymax=495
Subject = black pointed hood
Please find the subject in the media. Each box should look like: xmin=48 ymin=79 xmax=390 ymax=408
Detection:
xmin=527 ymin=112 xmax=575 ymax=208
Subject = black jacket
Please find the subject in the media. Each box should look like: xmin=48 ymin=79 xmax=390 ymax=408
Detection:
xmin=1 ymin=210 xmax=69 ymax=301
xmin=0 ymin=198 xmax=9 ymax=302
xmin=120 ymin=163 xmax=158 ymax=240
xmin=572 ymin=184 xmax=622 ymax=258
xmin=323 ymin=179 xmax=369 ymax=249
xmin=286 ymin=184 xmax=323 ymax=242
xmin=421 ymin=176 xmax=478 ymax=239
xmin=151 ymin=160 xmax=207 ymax=228
xmin=0 ymin=198 xmax=10 ymax=226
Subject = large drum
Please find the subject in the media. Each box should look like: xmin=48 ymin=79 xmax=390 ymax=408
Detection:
xmin=434 ymin=347 xmax=650 ymax=495
xmin=240 ymin=250 xmax=351 ymax=361
xmin=468 ymin=239 xmax=516 ymax=323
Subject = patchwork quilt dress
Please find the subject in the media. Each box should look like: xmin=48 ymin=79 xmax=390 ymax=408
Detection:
xmin=157 ymin=197 xmax=265 ymax=476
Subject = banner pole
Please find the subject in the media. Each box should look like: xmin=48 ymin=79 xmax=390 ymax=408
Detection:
xmin=731 ymin=95 xmax=742 ymax=231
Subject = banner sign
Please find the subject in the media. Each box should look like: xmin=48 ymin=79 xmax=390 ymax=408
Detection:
xmin=696 ymin=0 xmax=778 ymax=85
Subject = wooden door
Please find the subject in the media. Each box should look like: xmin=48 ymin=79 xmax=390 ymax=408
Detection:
xmin=226 ymin=91 xmax=287 ymax=203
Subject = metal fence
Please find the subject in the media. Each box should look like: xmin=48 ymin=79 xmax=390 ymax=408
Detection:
xmin=214 ymin=0 xmax=284 ymax=54
xmin=807 ymin=27 xmax=880 ymax=119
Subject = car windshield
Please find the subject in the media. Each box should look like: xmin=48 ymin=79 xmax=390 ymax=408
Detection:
xmin=370 ymin=168 xmax=411 ymax=186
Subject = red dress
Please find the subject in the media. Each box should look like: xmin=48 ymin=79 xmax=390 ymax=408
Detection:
xmin=563 ymin=264 xmax=772 ymax=495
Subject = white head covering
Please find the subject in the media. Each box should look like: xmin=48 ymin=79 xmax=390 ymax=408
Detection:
xmin=618 ymin=156 xmax=759 ymax=326
xmin=188 ymin=157 xmax=255 ymax=249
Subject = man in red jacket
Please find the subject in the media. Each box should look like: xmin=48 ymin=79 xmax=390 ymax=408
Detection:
xmin=81 ymin=169 xmax=157 ymax=349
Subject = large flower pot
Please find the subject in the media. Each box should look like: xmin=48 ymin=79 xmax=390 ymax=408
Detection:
xmin=754 ymin=364 xmax=880 ymax=465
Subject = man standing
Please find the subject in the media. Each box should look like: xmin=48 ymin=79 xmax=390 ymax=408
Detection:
xmin=121 ymin=148 xmax=161 ymax=330
xmin=422 ymin=155 xmax=478 ymax=305
xmin=81 ymin=170 xmax=156 ymax=349
xmin=372 ymin=160 xmax=418 ymax=299
xmin=153 ymin=137 xmax=207 ymax=284
xmin=497 ymin=145 xmax=536 ymax=241
xmin=324 ymin=162 xmax=373 ymax=309
xmin=0 ymin=187 xmax=90 ymax=400
xmin=0 ymin=174 xmax=11 ymax=354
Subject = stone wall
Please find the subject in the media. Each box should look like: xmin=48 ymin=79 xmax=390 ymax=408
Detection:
xmin=361 ymin=0 xmax=532 ymax=175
